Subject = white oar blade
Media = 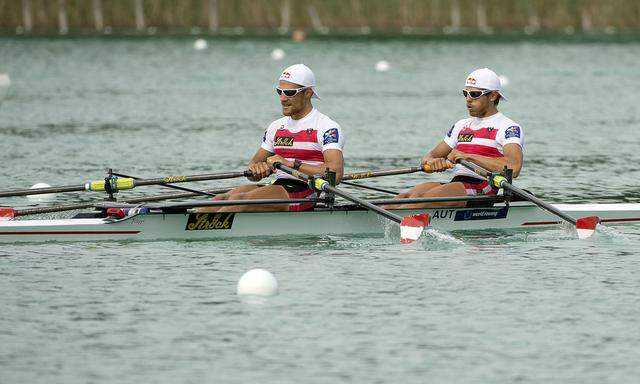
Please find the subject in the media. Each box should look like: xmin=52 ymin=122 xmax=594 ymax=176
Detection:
xmin=400 ymin=213 xmax=430 ymax=244
xmin=576 ymin=216 xmax=600 ymax=239
xmin=0 ymin=207 xmax=15 ymax=221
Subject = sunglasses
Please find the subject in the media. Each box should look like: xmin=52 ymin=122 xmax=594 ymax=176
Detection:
xmin=462 ymin=89 xmax=494 ymax=99
xmin=276 ymin=86 xmax=309 ymax=97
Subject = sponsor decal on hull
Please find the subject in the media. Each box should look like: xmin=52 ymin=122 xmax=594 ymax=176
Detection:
xmin=186 ymin=213 xmax=235 ymax=230
xmin=453 ymin=207 xmax=508 ymax=221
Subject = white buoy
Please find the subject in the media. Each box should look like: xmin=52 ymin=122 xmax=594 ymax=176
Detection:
xmin=193 ymin=38 xmax=208 ymax=51
xmin=270 ymin=48 xmax=285 ymax=61
xmin=375 ymin=60 xmax=390 ymax=72
xmin=499 ymin=75 xmax=510 ymax=87
xmin=0 ymin=74 xmax=10 ymax=103
xmin=26 ymin=183 xmax=55 ymax=202
xmin=237 ymin=269 xmax=278 ymax=296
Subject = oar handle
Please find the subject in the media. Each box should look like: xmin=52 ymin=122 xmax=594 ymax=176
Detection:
xmin=421 ymin=160 xmax=457 ymax=174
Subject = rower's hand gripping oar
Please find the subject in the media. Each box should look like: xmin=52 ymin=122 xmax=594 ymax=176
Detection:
xmin=457 ymin=159 xmax=600 ymax=239
xmin=273 ymin=163 xmax=430 ymax=244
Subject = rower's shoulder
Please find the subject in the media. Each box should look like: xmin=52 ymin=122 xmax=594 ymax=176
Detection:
xmin=496 ymin=114 xmax=522 ymax=130
xmin=266 ymin=116 xmax=288 ymax=131
xmin=315 ymin=110 xmax=341 ymax=128
xmin=453 ymin=116 xmax=473 ymax=128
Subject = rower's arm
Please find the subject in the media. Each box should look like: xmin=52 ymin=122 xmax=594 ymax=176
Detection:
xmin=247 ymin=148 xmax=274 ymax=181
xmin=451 ymin=143 xmax=523 ymax=178
xmin=420 ymin=141 xmax=454 ymax=172
xmin=309 ymin=149 xmax=344 ymax=183
xmin=421 ymin=141 xmax=453 ymax=163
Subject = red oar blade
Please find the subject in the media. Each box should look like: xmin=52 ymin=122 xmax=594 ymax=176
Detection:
xmin=0 ymin=207 xmax=16 ymax=220
xmin=400 ymin=213 xmax=430 ymax=244
xmin=576 ymin=216 xmax=600 ymax=239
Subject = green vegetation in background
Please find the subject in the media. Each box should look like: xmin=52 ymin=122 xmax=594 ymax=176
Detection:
xmin=1 ymin=0 xmax=640 ymax=35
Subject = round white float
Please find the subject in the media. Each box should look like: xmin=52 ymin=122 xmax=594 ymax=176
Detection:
xmin=499 ymin=75 xmax=510 ymax=87
xmin=193 ymin=38 xmax=208 ymax=51
xmin=375 ymin=60 xmax=390 ymax=72
xmin=270 ymin=48 xmax=285 ymax=60
xmin=237 ymin=269 xmax=278 ymax=296
xmin=0 ymin=73 xmax=10 ymax=103
xmin=26 ymin=183 xmax=55 ymax=202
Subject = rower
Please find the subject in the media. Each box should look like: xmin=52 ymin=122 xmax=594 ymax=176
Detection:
xmin=201 ymin=64 xmax=345 ymax=212
xmin=389 ymin=67 xmax=524 ymax=208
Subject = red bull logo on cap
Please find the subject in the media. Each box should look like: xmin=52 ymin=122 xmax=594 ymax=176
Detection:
xmin=282 ymin=71 xmax=291 ymax=79
xmin=466 ymin=77 xmax=476 ymax=85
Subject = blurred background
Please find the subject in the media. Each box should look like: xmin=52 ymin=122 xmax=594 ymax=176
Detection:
xmin=1 ymin=0 xmax=640 ymax=35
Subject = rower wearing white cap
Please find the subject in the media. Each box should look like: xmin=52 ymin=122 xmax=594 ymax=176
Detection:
xmin=390 ymin=67 xmax=524 ymax=208
xmin=202 ymin=64 xmax=345 ymax=212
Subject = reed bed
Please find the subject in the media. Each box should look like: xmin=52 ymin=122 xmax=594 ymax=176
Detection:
xmin=1 ymin=0 xmax=639 ymax=34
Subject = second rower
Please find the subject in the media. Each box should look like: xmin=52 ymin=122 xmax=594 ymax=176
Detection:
xmin=390 ymin=67 xmax=524 ymax=208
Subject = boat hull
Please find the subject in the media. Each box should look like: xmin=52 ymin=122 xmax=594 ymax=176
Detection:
xmin=1 ymin=203 xmax=639 ymax=243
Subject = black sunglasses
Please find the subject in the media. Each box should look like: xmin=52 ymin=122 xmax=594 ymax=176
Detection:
xmin=276 ymin=86 xmax=309 ymax=97
xmin=462 ymin=89 xmax=494 ymax=99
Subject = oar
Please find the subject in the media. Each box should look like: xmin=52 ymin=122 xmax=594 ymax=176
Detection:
xmin=0 ymin=170 xmax=251 ymax=198
xmin=0 ymin=186 xmax=243 ymax=219
xmin=111 ymin=171 xmax=217 ymax=197
xmin=342 ymin=166 xmax=425 ymax=181
xmin=457 ymin=159 xmax=600 ymax=239
xmin=340 ymin=165 xmax=443 ymax=194
xmin=340 ymin=181 xmax=398 ymax=195
xmin=274 ymin=163 xmax=429 ymax=244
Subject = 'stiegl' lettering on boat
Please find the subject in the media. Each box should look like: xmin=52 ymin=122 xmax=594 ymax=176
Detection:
xmin=454 ymin=207 xmax=508 ymax=221
xmin=186 ymin=213 xmax=235 ymax=230
xmin=163 ymin=176 xmax=187 ymax=183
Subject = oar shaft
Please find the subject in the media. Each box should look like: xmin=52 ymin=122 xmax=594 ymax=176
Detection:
xmin=131 ymin=171 xmax=250 ymax=187
xmin=340 ymin=181 xmax=398 ymax=195
xmin=457 ymin=159 xmax=577 ymax=225
xmin=323 ymin=184 xmax=402 ymax=223
xmin=0 ymin=170 xmax=251 ymax=198
xmin=502 ymin=182 xmax=576 ymax=225
xmin=0 ymin=185 xmax=84 ymax=198
xmin=276 ymin=163 xmax=403 ymax=223
xmin=112 ymin=172 xmax=217 ymax=197
xmin=342 ymin=166 xmax=423 ymax=181
xmin=12 ymin=187 xmax=237 ymax=217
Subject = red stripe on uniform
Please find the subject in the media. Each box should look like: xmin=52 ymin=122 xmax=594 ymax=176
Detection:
xmin=459 ymin=127 xmax=498 ymax=140
xmin=275 ymin=129 xmax=318 ymax=143
xmin=275 ymin=148 xmax=325 ymax=162
xmin=457 ymin=143 xmax=502 ymax=157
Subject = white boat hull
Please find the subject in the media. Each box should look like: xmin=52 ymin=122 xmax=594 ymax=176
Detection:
xmin=1 ymin=202 xmax=639 ymax=243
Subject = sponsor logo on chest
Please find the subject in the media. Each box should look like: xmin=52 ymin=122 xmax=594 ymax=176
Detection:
xmin=274 ymin=136 xmax=295 ymax=146
xmin=458 ymin=133 xmax=474 ymax=142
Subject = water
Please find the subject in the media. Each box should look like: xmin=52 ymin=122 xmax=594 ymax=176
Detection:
xmin=1 ymin=36 xmax=640 ymax=383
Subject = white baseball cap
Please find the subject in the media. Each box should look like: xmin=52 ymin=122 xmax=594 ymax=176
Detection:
xmin=464 ymin=67 xmax=507 ymax=101
xmin=278 ymin=64 xmax=320 ymax=99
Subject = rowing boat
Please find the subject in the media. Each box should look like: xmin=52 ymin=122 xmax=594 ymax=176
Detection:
xmin=1 ymin=200 xmax=638 ymax=243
